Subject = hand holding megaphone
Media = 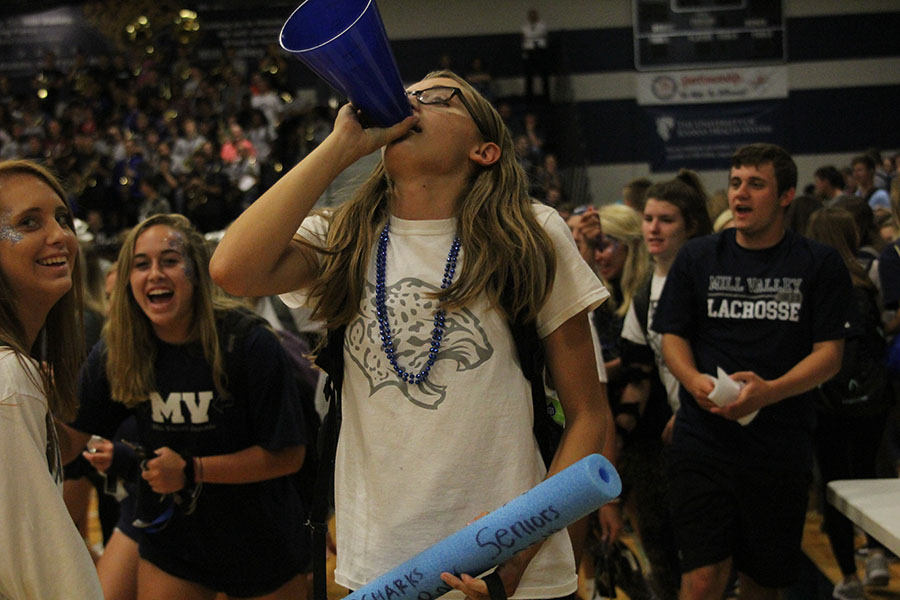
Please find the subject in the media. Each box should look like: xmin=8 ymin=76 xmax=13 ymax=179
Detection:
xmin=324 ymin=104 xmax=418 ymax=168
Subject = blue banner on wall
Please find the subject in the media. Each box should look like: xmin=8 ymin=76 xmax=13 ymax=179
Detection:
xmin=640 ymin=100 xmax=787 ymax=172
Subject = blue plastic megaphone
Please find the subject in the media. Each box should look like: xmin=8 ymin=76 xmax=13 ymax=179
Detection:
xmin=280 ymin=0 xmax=412 ymax=128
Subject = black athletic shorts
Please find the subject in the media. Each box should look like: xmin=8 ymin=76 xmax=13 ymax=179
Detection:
xmin=665 ymin=452 xmax=811 ymax=588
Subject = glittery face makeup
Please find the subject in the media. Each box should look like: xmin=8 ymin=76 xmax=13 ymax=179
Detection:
xmin=0 ymin=175 xmax=78 ymax=320
xmin=0 ymin=209 xmax=24 ymax=244
xmin=164 ymin=230 xmax=195 ymax=283
xmin=129 ymin=224 xmax=196 ymax=344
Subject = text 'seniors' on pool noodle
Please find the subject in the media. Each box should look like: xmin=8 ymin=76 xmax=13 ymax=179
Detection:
xmin=346 ymin=453 xmax=621 ymax=600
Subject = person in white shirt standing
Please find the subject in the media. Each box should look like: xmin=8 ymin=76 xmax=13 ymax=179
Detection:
xmin=521 ymin=9 xmax=550 ymax=101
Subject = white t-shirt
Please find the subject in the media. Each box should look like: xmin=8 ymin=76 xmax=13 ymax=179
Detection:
xmin=282 ymin=204 xmax=608 ymax=597
xmin=620 ymin=272 xmax=681 ymax=413
xmin=0 ymin=350 xmax=103 ymax=600
xmin=587 ymin=314 xmax=608 ymax=384
xmin=521 ymin=21 xmax=548 ymax=50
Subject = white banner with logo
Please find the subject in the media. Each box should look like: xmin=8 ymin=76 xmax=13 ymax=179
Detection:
xmin=636 ymin=66 xmax=788 ymax=105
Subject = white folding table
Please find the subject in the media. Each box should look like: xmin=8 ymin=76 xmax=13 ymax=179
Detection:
xmin=827 ymin=479 xmax=900 ymax=557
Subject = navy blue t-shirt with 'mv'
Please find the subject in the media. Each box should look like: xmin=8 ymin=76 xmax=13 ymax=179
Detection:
xmin=71 ymin=311 xmax=309 ymax=592
xmin=652 ymin=228 xmax=853 ymax=472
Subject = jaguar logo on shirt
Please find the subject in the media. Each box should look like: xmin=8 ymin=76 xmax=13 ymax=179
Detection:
xmin=347 ymin=277 xmax=493 ymax=409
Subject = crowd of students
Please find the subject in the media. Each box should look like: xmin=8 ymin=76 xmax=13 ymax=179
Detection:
xmin=563 ymin=149 xmax=900 ymax=600
xmin=0 ymin=43 xmax=577 ymax=257
xmin=0 ymin=45 xmax=339 ymax=254
xmin=0 ymin=41 xmax=899 ymax=600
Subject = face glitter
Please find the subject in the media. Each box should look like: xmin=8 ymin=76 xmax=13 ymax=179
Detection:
xmin=164 ymin=230 xmax=194 ymax=282
xmin=0 ymin=209 xmax=23 ymax=244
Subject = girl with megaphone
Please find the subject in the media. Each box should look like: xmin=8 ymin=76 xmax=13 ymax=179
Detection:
xmin=212 ymin=71 xmax=613 ymax=600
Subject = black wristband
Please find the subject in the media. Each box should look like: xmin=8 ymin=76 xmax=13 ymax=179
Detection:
xmin=483 ymin=572 xmax=507 ymax=600
xmin=182 ymin=452 xmax=195 ymax=488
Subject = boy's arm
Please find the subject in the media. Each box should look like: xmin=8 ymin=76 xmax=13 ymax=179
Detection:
xmin=661 ymin=333 xmax=714 ymax=408
xmin=718 ymin=339 xmax=843 ymax=421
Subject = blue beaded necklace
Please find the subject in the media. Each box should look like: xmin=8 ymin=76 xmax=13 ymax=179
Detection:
xmin=375 ymin=221 xmax=460 ymax=385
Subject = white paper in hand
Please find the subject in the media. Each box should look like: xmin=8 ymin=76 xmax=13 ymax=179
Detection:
xmin=706 ymin=367 xmax=758 ymax=425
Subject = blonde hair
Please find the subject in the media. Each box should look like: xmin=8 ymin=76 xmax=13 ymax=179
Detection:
xmin=707 ymin=189 xmax=729 ymax=223
xmin=0 ymin=160 xmax=84 ymax=420
xmin=303 ymin=70 xmax=556 ymax=328
xmin=599 ymin=204 xmax=650 ymax=317
xmin=713 ymin=209 xmax=734 ymax=232
xmin=105 ymin=214 xmax=240 ymax=407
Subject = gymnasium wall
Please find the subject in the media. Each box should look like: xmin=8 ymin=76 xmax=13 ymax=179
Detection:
xmin=375 ymin=0 xmax=900 ymax=202
xmin=1 ymin=0 xmax=898 ymax=203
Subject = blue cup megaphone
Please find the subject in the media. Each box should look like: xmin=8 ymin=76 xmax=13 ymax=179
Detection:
xmin=280 ymin=0 xmax=412 ymax=128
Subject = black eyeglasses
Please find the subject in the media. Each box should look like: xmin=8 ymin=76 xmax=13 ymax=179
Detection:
xmin=405 ymin=85 xmax=490 ymax=139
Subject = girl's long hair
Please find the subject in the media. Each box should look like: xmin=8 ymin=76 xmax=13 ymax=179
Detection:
xmin=81 ymin=242 xmax=108 ymax=316
xmin=304 ymin=70 xmax=556 ymax=328
xmin=0 ymin=160 xmax=84 ymax=420
xmin=105 ymin=213 xmax=240 ymax=407
xmin=834 ymin=195 xmax=885 ymax=253
xmin=599 ymin=204 xmax=651 ymax=317
xmin=805 ymin=207 xmax=875 ymax=291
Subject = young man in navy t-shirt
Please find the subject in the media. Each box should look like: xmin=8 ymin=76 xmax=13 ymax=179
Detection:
xmin=652 ymin=143 xmax=854 ymax=599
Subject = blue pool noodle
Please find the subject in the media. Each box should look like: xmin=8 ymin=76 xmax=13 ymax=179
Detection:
xmin=346 ymin=453 xmax=621 ymax=600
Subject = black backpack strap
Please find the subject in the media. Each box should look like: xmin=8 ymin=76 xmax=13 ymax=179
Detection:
xmin=633 ymin=272 xmax=653 ymax=339
xmin=220 ymin=307 xmax=269 ymax=358
xmin=310 ymin=324 xmax=346 ymax=600
xmin=618 ymin=272 xmax=656 ymax=380
xmin=508 ymin=318 xmax=557 ymax=469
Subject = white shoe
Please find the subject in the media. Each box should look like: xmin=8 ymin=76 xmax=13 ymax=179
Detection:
xmin=864 ymin=552 xmax=890 ymax=586
xmin=833 ymin=579 xmax=864 ymax=600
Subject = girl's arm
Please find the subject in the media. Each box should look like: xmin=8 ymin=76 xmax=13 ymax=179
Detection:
xmin=662 ymin=333 xmax=715 ymax=407
xmin=142 ymin=445 xmax=305 ymax=494
xmin=55 ymin=419 xmax=92 ymax=466
xmin=543 ymin=309 xmax=610 ymax=476
xmin=443 ymin=309 xmax=610 ymax=599
xmin=210 ymin=106 xmax=417 ymax=298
